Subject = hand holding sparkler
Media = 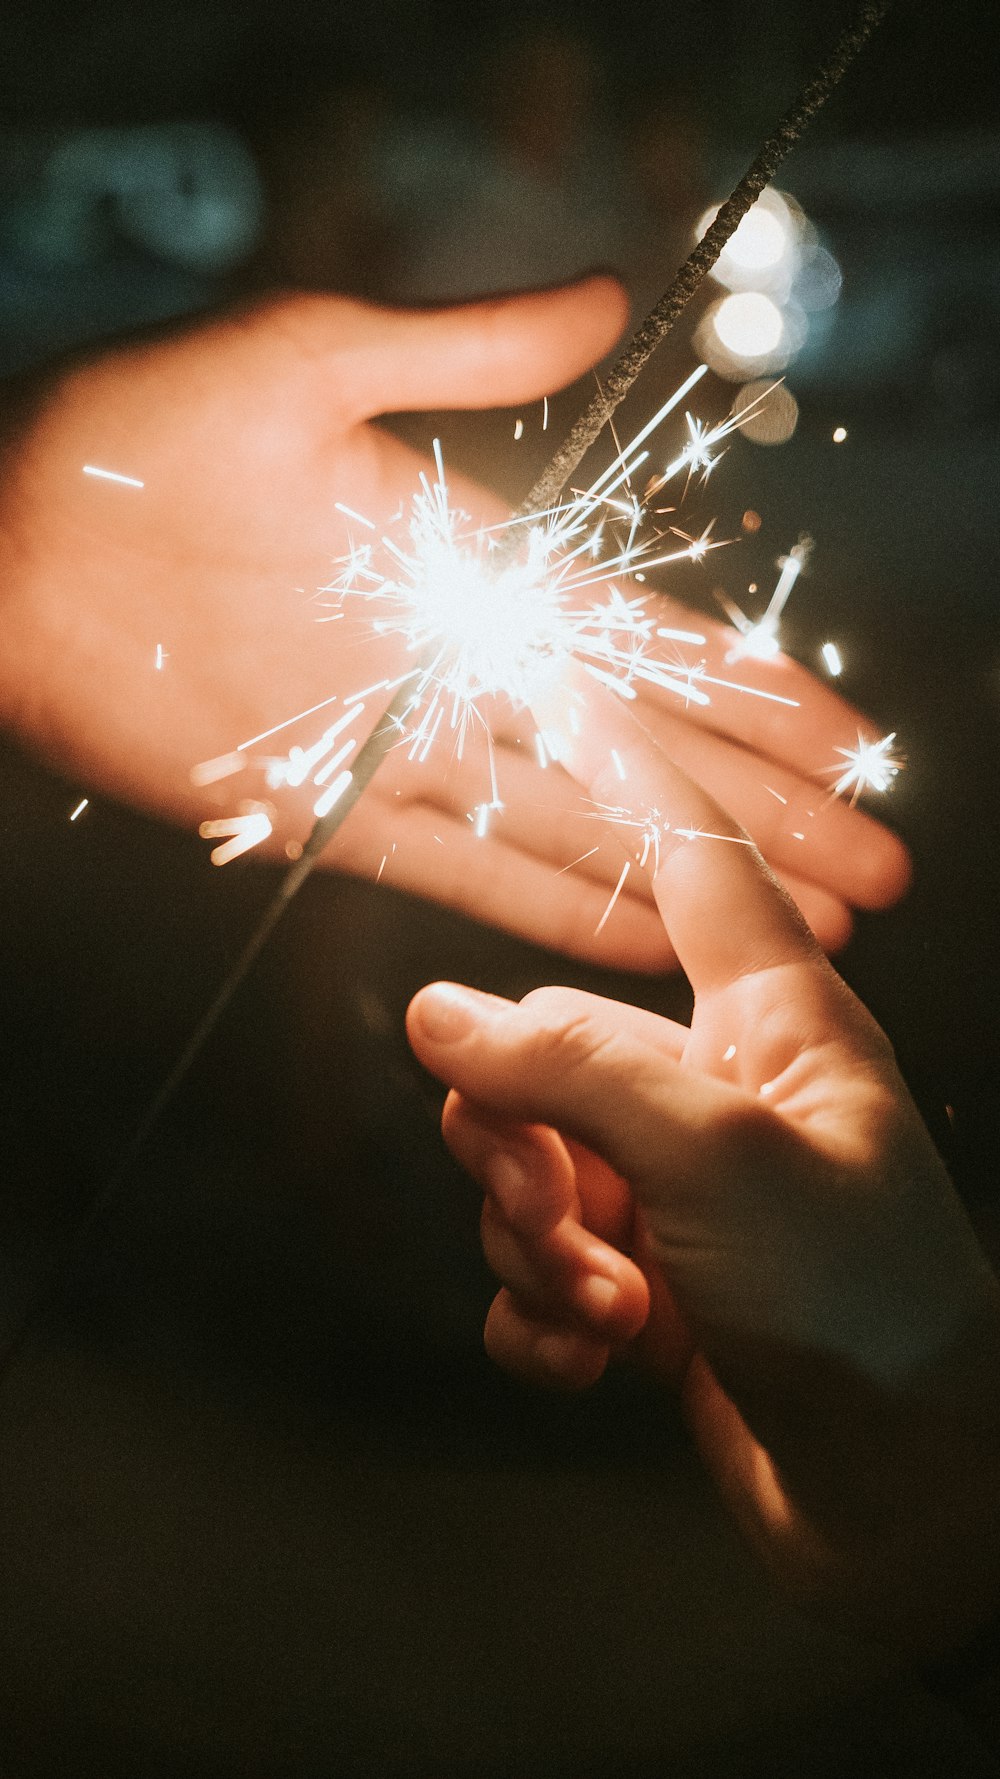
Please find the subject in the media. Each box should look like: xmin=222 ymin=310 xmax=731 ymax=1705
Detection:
xmin=407 ymin=678 xmax=1000 ymax=1658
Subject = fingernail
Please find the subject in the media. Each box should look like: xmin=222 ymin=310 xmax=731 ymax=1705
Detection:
xmin=415 ymin=982 xmax=495 ymax=1044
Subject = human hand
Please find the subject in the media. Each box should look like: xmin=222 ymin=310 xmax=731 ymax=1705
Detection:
xmin=0 ymin=281 xmax=906 ymax=964
xmin=407 ymin=675 xmax=1000 ymax=1654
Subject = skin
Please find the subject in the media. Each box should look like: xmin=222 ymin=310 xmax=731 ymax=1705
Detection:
xmin=0 ymin=278 xmax=907 ymax=966
xmin=407 ymin=672 xmax=1000 ymax=1658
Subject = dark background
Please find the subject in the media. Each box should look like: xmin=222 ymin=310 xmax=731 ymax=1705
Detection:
xmin=0 ymin=3 xmax=998 ymax=1774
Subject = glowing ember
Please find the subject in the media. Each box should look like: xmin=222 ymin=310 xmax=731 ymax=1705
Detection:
xmin=829 ymin=731 xmax=903 ymax=804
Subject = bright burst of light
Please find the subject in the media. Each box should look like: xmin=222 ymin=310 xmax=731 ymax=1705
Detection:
xmin=201 ymin=374 xmax=908 ymax=874
xmin=654 ymin=382 xmax=778 ymax=488
xmin=829 ymin=732 xmax=903 ymax=804
xmin=821 ymin=640 xmax=843 ymax=677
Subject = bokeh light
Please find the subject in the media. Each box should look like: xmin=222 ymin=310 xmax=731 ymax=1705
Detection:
xmin=713 ymin=291 xmax=784 ymax=358
xmin=699 ymin=190 xmax=795 ymax=288
xmin=733 ymin=379 xmax=799 ymax=445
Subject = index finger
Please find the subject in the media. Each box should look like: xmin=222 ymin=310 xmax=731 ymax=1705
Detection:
xmin=532 ymin=665 xmax=828 ymax=998
xmin=647 ymin=591 xmax=885 ymax=783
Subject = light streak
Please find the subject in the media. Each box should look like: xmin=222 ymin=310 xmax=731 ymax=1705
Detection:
xmin=199 ymin=809 xmax=273 ymax=866
xmin=673 ymin=827 xmax=754 ymax=845
xmin=313 ymin=769 xmax=353 ymax=820
xmin=595 ymin=860 xmax=631 ymax=935
xmin=720 ymin=536 xmax=811 ymax=661
xmin=190 ymin=751 xmax=244 ymax=787
xmin=822 ymin=641 xmax=843 ymax=676
xmin=69 ymin=798 xmax=89 ymax=822
xmin=82 ymin=465 xmax=144 ymax=488
xmin=556 ymin=846 xmax=600 ymax=875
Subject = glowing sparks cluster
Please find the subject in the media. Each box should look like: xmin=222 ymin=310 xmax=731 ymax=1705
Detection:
xmin=194 ymin=367 xmax=899 ymax=877
xmin=830 ymin=731 xmax=903 ymax=803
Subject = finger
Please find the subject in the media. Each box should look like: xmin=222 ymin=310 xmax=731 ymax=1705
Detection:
xmin=634 ymin=700 xmax=909 ymax=910
xmin=485 ymin=1290 xmax=612 ymax=1391
xmin=400 ymin=742 xmax=855 ymax=950
xmin=771 ymin=872 xmax=852 ymax=953
xmin=328 ymin=793 xmax=677 ymax=971
xmin=532 ymin=665 xmax=838 ymax=998
xmin=335 ymin=278 xmax=630 ymax=420
xmin=479 ymin=1198 xmax=649 ymax=1341
xmin=442 ymin=1096 xmax=651 ymax=1337
xmin=442 ymin=1097 xmax=578 ymax=1238
xmin=647 ymin=592 xmax=894 ymax=782
xmin=406 ymin=979 xmax=761 ymax=1208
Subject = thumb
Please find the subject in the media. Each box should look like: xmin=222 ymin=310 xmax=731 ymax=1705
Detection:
xmin=406 ymin=981 xmax=768 ymax=1214
xmin=334 ymin=276 xmax=630 ymax=420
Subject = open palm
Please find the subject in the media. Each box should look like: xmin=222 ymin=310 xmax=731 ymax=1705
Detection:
xmin=1 ymin=282 xmax=907 ymax=964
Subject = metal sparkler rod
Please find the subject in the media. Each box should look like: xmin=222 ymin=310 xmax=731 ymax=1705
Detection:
xmin=514 ymin=0 xmax=893 ymax=523
xmin=4 ymin=677 xmax=420 ymax=1339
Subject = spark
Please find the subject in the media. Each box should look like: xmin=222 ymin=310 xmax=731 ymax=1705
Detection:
xmin=556 ymin=845 xmax=600 ymax=874
xmin=829 ymin=731 xmax=903 ymax=804
xmin=832 ymin=426 xmax=848 ymax=443
xmin=313 ymin=769 xmax=354 ymax=820
xmin=199 ymin=809 xmax=273 ymax=866
xmin=721 ymin=536 xmax=811 ymax=662
xmin=592 ymin=803 xmax=669 ymax=873
xmin=673 ymin=827 xmax=754 ymax=845
xmin=190 ymin=751 xmax=244 ymax=787
xmin=821 ymin=641 xmax=843 ymax=676
xmin=83 ymin=465 xmax=144 ymax=488
xmin=334 ymin=502 xmax=376 ymax=529
xmin=69 ymin=798 xmax=89 ymax=822
xmin=155 ymin=643 xmax=168 ymax=671
xmin=595 ymin=860 xmax=632 ymax=935
xmin=655 ymin=382 xmax=780 ymax=489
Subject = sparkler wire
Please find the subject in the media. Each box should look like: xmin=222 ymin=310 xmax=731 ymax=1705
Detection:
xmin=515 ymin=0 xmax=893 ymax=521
xmin=0 ymin=1 xmax=892 ymax=1379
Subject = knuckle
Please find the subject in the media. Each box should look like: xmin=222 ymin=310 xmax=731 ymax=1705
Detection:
xmin=518 ymin=989 xmax=617 ymax=1075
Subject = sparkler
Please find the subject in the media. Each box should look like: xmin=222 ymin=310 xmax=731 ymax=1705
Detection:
xmin=0 ymin=0 xmax=896 ymax=1386
xmin=198 ymin=0 xmax=893 ymax=892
